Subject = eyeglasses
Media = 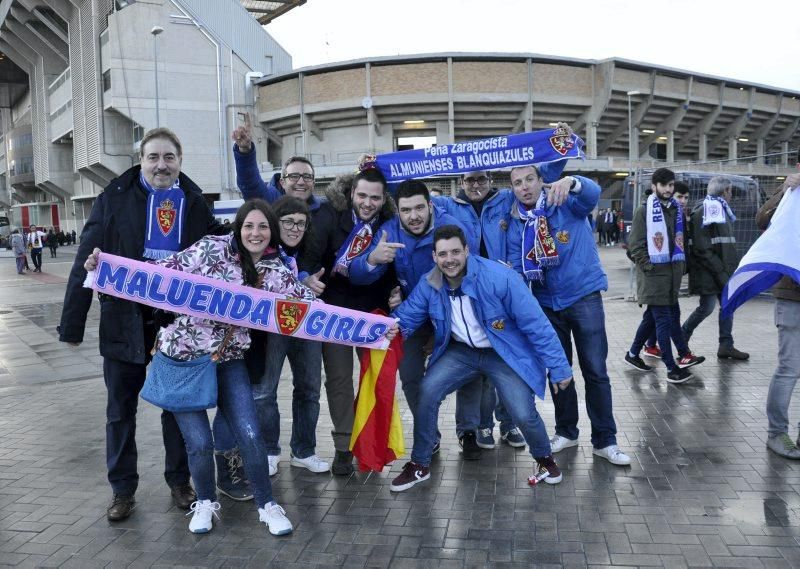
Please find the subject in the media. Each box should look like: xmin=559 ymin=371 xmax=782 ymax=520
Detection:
xmin=463 ymin=176 xmax=490 ymax=186
xmin=284 ymin=173 xmax=314 ymax=182
xmin=279 ymin=218 xmax=308 ymax=231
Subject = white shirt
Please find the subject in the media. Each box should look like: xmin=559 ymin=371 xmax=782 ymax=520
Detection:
xmin=448 ymin=289 xmax=491 ymax=348
xmin=28 ymin=230 xmax=45 ymax=248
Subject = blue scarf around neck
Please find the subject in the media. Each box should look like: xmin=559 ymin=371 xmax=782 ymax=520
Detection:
xmin=140 ymin=171 xmax=185 ymax=260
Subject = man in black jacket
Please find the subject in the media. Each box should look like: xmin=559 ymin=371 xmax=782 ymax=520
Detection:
xmin=682 ymin=176 xmax=749 ymax=360
xmin=301 ymin=168 xmax=396 ymax=475
xmin=59 ymin=128 xmax=224 ymax=521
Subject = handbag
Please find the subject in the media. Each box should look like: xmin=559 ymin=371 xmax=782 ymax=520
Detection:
xmin=141 ymin=325 xmax=236 ymax=413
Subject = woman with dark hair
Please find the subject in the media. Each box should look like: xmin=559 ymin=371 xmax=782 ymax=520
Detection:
xmin=84 ymin=199 xmax=315 ymax=536
xmin=214 ymin=194 xmax=331 ymax=487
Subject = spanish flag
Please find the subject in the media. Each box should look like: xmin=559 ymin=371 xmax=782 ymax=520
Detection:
xmin=349 ymin=329 xmax=404 ymax=472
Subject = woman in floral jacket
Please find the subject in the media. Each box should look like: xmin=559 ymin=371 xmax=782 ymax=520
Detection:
xmin=85 ymin=199 xmax=314 ymax=536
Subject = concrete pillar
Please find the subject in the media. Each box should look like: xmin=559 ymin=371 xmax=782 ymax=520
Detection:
xmin=698 ymin=134 xmax=707 ymax=161
xmin=630 ymin=127 xmax=639 ymax=161
xmin=436 ymin=121 xmax=453 ymax=145
xmin=756 ymin=139 xmax=765 ymax=165
xmin=728 ymin=137 xmax=737 ymax=165
xmin=782 ymin=141 xmax=790 ymax=166
xmin=586 ymin=122 xmax=597 ymax=159
xmin=666 ymin=130 xmax=674 ymax=163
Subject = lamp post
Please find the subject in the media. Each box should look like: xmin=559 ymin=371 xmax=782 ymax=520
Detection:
xmin=151 ymin=25 xmax=164 ymax=127
xmin=626 ymin=90 xmax=640 ymax=302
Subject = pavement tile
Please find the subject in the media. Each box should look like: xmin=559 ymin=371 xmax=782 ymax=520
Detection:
xmin=1 ymin=246 xmax=799 ymax=568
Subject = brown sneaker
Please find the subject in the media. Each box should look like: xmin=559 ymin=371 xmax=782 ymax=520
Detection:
xmin=170 ymin=484 xmax=197 ymax=510
xmin=528 ymin=455 xmax=563 ymax=486
xmin=389 ymin=461 xmax=430 ymax=492
xmin=107 ymin=494 xmax=136 ymax=521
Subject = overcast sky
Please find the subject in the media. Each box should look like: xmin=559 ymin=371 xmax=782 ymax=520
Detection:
xmin=266 ymin=0 xmax=800 ymax=92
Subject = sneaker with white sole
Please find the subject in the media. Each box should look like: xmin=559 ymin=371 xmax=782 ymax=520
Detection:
xmin=476 ymin=428 xmax=496 ymax=449
xmin=624 ymin=352 xmax=653 ymax=372
xmin=258 ymin=502 xmax=293 ymax=536
xmin=528 ymin=455 xmax=562 ymax=485
xmin=267 ymin=455 xmax=279 ymax=476
xmin=290 ymin=454 xmax=330 ymax=473
xmin=549 ymin=434 xmax=579 ymax=453
xmin=501 ymin=427 xmax=526 ymax=448
xmin=187 ymin=500 xmax=221 ymax=534
xmin=767 ymin=433 xmax=800 ymax=459
xmin=390 ymin=461 xmax=430 ymax=492
xmin=592 ymin=445 xmax=632 ymax=466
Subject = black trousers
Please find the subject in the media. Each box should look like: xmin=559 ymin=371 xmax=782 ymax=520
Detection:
xmin=30 ymin=247 xmax=42 ymax=269
xmin=103 ymin=325 xmax=189 ymax=495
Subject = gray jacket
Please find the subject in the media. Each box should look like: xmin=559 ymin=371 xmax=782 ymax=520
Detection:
xmin=11 ymin=233 xmax=25 ymax=256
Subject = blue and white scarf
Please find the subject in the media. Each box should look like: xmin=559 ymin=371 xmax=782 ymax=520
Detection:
xmin=332 ymin=210 xmax=380 ymax=277
xmin=140 ymin=171 xmax=185 ymax=260
xmin=278 ymin=245 xmax=298 ymax=276
xmin=645 ymin=193 xmax=685 ymax=264
xmin=518 ymin=194 xmax=559 ymax=283
xmin=702 ymin=195 xmax=736 ymax=226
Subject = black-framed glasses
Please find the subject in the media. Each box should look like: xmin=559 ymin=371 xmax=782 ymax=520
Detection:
xmin=463 ymin=176 xmax=490 ymax=186
xmin=279 ymin=218 xmax=308 ymax=231
xmin=284 ymin=173 xmax=314 ymax=182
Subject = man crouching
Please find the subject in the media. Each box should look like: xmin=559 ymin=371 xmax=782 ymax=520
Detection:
xmin=386 ymin=224 xmax=573 ymax=491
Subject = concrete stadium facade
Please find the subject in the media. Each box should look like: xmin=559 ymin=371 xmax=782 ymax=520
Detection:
xmin=252 ymin=53 xmax=800 ymax=196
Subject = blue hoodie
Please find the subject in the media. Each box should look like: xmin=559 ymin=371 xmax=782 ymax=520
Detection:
xmin=348 ymin=204 xmax=466 ymax=297
xmin=506 ymin=175 xmax=608 ymax=311
xmin=232 ymin=145 xmax=324 ymax=212
xmin=392 ymin=255 xmax=572 ymax=399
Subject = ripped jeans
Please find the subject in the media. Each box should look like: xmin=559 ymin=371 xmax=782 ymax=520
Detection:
xmin=172 ymin=359 xmax=273 ymax=508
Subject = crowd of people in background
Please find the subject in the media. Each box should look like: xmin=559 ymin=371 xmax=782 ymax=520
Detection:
xmin=8 ymin=225 xmax=78 ymax=274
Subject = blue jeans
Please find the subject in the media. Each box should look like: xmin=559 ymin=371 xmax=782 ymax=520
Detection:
xmin=542 ymin=292 xmax=617 ymax=449
xmin=400 ymin=323 xmax=477 ymax=440
xmin=411 ymin=343 xmax=551 ymax=467
xmin=173 ymin=359 xmax=274 ymax=508
xmin=477 ymin=381 xmax=515 ymax=434
xmin=630 ymin=304 xmax=689 ymax=370
xmin=682 ymin=293 xmax=734 ymax=349
xmin=251 ymin=334 xmax=322 ymax=458
xmin=767 ymin=299 xmax=800 ymax=437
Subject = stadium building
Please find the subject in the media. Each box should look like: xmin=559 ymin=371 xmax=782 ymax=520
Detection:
xmin=0 ymin=1 xmax=798 ymax=233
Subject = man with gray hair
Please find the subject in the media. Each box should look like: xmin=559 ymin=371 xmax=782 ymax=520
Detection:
xmin=681 ymin=176 xmax=749 ymax=360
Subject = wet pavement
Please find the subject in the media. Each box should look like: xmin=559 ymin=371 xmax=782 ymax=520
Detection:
xmin=0 ymin=245 xmax=798 ymax=568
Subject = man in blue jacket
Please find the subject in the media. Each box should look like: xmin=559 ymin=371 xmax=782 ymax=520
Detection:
xmin=506 ymin=165 xmax=632 ymax=466
xmin=231 ymin=125 xmax=331 ymax=476
xmin=349 ymin=180 xmax=483 ymax=456
xmin=431 ymin=162 xmax=566 ymax=450
xmin=387 ymin=224 xmax=573 ymax=491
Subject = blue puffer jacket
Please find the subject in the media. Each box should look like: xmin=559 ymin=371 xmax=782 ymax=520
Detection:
xmin=349 ymin=205 xmax=466 ymax=296
xmin=431 ymin=161 xmax=567 ymax=261
xmin=392 ymin=255 xmax=572 ymax=399
xmin=232 ymin=145 xmax=324 ymax=212
xmin=506 ymin=175 xmax=608 ymax=311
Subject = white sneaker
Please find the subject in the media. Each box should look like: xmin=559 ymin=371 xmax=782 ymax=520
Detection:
xmin=268 ymin=455 xmax=279 ymax=476
xmin=290 ymin=454 xmax=330 ymax=473
xmin=592 ymin=445 xmax=632 ymax=466
xmin=258 ymin=502 xmax=293 ymax=536
xmin=187 ymin=500 xmax=220 ymax=534
xmin=549 ymin=435 xmax=579 ymax=453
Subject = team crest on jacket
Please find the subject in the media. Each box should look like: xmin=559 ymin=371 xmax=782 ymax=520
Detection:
xmin=157 ymin=198 xmax=177 ymax=236
xmin=275 ymin=300 xmax=310 ymax=335
xmin=491 ymin=319 xmax=505 ymax=331
xmin=345 ymin=225 xmax=373 ymax=261
xmin=549 ymin=126 xmax=575 ymax=156
xmin=556 ymin=230 xmax=569 ymax=244
xmin=499 ymin=219 xmax=508 ymax=231
xmin=652 ymin=231 xmax=665 ymax=252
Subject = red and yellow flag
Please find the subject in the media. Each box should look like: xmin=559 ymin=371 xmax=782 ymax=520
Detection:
xmin=349 ymin=328 xmax=404 ymax=472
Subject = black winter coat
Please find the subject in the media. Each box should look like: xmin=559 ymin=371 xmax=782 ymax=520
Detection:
xmin=58 ymin=166 xmax=224 ymax=364
xmin=687 ymin=203 xmax=740 ymax=295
